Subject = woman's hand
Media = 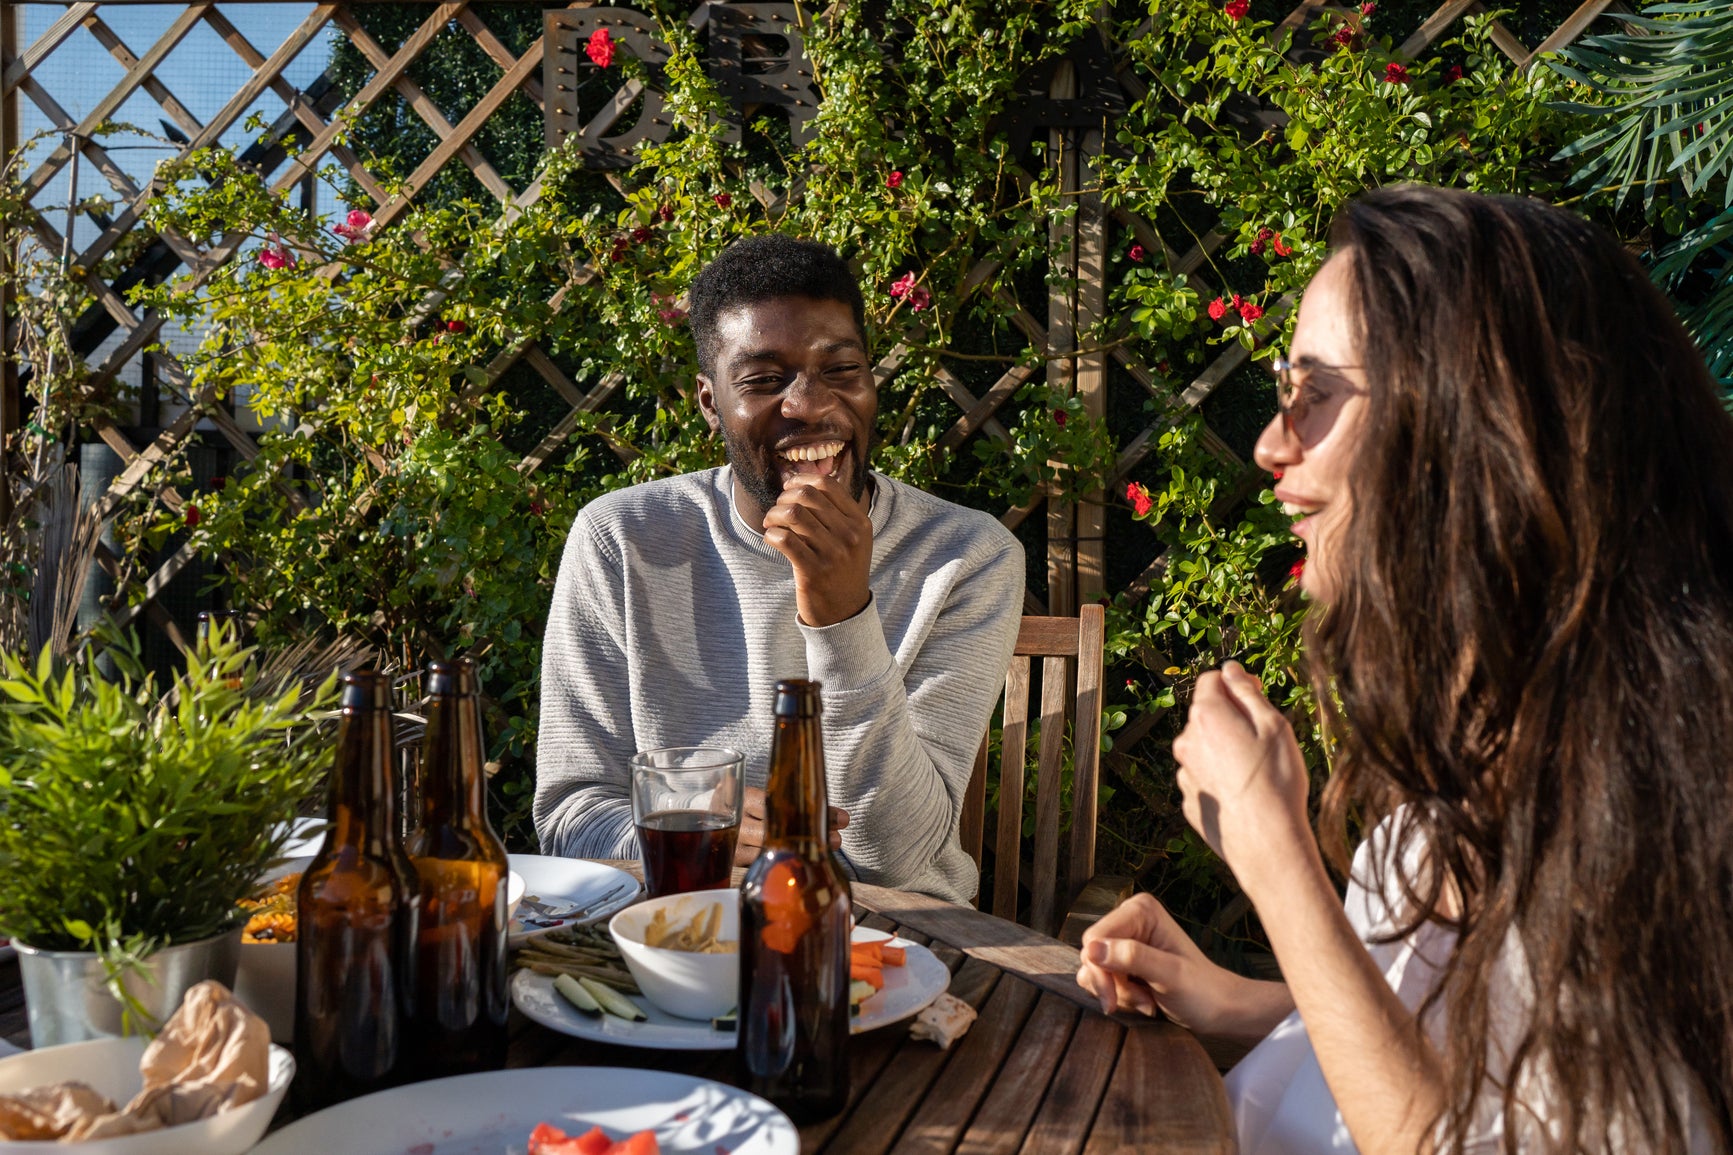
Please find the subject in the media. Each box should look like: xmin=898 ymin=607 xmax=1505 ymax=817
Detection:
xmin=1076 ymin=893 xmax=1293 ymax=1043
xmin=1171 ymin=661 xmax=1314 ymax=899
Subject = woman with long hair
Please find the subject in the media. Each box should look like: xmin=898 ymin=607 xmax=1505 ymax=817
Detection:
xmin=1078 ymin=185 xmax=1732 ymax=1152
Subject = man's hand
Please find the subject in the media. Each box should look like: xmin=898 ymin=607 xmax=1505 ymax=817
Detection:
xmin=734 ymin=785 xmax=849 ymax=866
xmin=762 ymin=476 xmax=872 ymax=627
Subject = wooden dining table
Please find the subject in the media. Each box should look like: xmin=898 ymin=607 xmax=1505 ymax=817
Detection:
xmin=0 ymin=872 xmax=1238 ymax=1154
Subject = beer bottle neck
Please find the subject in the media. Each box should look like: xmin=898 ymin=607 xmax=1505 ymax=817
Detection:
xmin=330 ymin=706 xmax=400 ymax=853
xmin=763 ymin=715 xmax=828 ymax=852
xmin=419 ymin=690 xmax=488 ymax=831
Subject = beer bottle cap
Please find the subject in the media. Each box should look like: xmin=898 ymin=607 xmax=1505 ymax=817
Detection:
xmin=425 ymin=658 xmax=477 ymax=697
xmin=773 ymin=679 xmax=823 ymax=717
xmin=340 ymin=670 xmax=393 ymax=711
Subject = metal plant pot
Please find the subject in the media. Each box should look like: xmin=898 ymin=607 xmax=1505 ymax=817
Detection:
xmin=14 ymin=928 xmax=243 ymax=1047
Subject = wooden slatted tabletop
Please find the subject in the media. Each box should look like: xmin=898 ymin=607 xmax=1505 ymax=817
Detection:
xmin=0 ymin=883 xmax=1238 ymax=1153
xmin=506 ymin=878 xmax=1234 ymax=1154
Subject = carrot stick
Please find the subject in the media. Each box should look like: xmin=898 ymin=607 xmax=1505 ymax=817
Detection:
xmin=851 ymin=960 xmax=884 ymax=989
xmin=851 ymin=941 xmax=883 ymax=965
xmin=878 ymin=944 xmax=906 ymax=967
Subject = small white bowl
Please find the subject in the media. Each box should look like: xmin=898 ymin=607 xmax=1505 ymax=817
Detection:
xmin=609 ymin=888 xmax=740 ymax=1021
xmin=0 ymin=1035 xmax=293 ymax=1154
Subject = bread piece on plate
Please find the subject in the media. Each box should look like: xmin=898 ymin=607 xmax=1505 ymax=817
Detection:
xmin=908 ymin=993 xmax=977 ymax=1050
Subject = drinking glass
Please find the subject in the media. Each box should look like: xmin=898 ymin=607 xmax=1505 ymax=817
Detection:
xmin=630 ymin=747 xmax=745 ymax=898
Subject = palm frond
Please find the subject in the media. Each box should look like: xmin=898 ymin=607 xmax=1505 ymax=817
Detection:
xmin=1549 ymin=2 xmax=1733 ymax=212
xmin=1652 ymin=206 xmax=1733 ymax=387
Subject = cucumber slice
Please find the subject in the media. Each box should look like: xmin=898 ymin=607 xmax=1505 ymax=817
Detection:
xmin=849 ymin=980 xmax=877 ymax=1007
xmin=579 ymin=975 xmax=646 ymax=1021
xmin=553 ymin=973 xmax=601 ymax=1014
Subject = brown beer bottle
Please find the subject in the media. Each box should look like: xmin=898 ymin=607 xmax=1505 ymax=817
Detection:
xmin=738 ymin=679 xmax=852 ymax=1121
xmin=294 ymin=672 xmax=419 ymax=1111
xmin=404 ymin=659 xmax=509 ymax=1076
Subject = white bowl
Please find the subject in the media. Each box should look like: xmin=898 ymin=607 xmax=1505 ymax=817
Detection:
xmin=609 ymin=888 xmax=740 ymax=1021
xmin=0 ymin=1035 xmax=293 ymax=1153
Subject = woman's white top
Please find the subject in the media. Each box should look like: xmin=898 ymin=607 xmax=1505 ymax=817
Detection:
xmin=1223 ymin=814 xmax=1717 ymax=1154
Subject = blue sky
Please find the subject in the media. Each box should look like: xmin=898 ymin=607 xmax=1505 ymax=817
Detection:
xmin=16 ymin=4 xmax=338 ymax=245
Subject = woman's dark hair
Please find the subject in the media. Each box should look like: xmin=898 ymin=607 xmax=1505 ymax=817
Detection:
xmin=687 ymin=234 xmax=867 ymax=378
xmin=1312 ymin=185 xmax=1733 ymax=1151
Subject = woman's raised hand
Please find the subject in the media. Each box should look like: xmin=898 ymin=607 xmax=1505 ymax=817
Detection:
xmin=1170 ymin=661 xmax=1313 ymax=898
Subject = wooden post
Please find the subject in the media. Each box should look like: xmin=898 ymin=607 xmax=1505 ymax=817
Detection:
xmin=1046 ymin=61 xmax=1078 ymax=619
xmin=1075 ymin=122 xmax=1108 ymax=607
xmin=0 ymin=1 xmax=18 ymax=524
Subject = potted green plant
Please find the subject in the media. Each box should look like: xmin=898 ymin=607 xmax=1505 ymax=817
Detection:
xmin=0 ymin=626 xmax=337 ymax=1045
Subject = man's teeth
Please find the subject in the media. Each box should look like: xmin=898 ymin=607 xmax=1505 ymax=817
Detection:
xmin=778 ymin=441 xmax=845 ymax=462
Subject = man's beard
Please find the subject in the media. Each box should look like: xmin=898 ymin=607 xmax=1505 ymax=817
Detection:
xmin=720 ymin=422 xmax=871 ymax=514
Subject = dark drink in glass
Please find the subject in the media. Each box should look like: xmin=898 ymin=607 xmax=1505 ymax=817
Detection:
xmin=637 ymin=809 xmax=739 ymax=897
xmin=629 ymin=747 xmax=745 ymax=899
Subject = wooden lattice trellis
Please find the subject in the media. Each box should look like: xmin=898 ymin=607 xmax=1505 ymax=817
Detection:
xmin=0 ymin=0 xmax=1630 ymax=654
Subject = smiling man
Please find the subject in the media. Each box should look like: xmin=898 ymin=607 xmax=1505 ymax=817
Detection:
xmin=533 ymin=235 xmax=1025 ymax=903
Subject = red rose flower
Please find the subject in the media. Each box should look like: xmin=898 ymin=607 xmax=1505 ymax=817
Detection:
xmin=259 ymin=242 xmax=295 ymax=270
xmin=1331 ymin=25 xmax=1356 ymax=49
xmin=1272 ymin=233 xmax=1293 ymax=257
xmin=529 ymin=499 xmax=546 ymax=518
xmin=585 ymin=28 xmax=615 ymax=68
xmin=657 ymin=203 xmax=675 ymax=222
xmin=1287 ymin=557 xmax=1306 ymax=584
xmin=1053 ymin=409 xmax=1068 ymax=427
xmin=1224 ymin=0 xmax=1251 ymax=22
xmin=631 ymin=225 xmax=653 ymax=244
xmin=1208 ymin=297 xmax=1229 ymax=322
xmin=1443 ymin=64 xmax=1464 ymax=84
xmin=1157 ymin=359 xmax=1171 ymax=374
xmin=886 ymin=171 xmax=904 ymax=189
xmin=210 ymin=476 xmax=227 ymax=491
xmin=1360 ymin=2 xmax=1377 ymax=14
xmin=713 ymin=192 xmax=732 ymax=209
xmin=332 ymin=208 xmax=374 ymax=244
xmin=1125 ymin=678 xmax=1137 ymax=691
xmin=1239 ymin=301 xmax=1265 ymax=323
xmin=610 ymin=236 xmax=629 ymax=262
xmin=1128 ymin=243 xmax=1145 ymax=262
xmin=1231 ymin=293 xmax=1246 ymax=313
xmin=446 ymin=319 xmax=466 ymax=334
xmin=1385 ymin=62 xmax=1410 ymax=85
xmin=183 ymin=504 xmax=201 ymax=529
xmin=1126 ymin=482 xmax=1154 ymax=517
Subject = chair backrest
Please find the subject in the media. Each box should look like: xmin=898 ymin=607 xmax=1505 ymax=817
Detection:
xmin=959 ymin=603 xmax=1104 ymax=934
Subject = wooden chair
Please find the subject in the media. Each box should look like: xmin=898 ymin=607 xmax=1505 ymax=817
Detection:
xmin=959 ymin=603 xmax=1132 ymax=943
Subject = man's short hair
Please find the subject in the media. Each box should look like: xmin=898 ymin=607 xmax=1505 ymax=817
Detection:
xmin=688 ymin=235 xmax=867 ymax=378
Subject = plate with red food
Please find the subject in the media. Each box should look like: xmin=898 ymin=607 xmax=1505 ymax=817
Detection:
xmin=247 ymin=1067 xmax=797 ymax=1154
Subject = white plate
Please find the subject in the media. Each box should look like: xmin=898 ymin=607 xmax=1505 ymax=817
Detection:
xmin=509 ymin=853 xmax=641 ymax=947
xmin=512 ymin=927 xmax=950 ymax=1051
xmin=249 ymin=1066 xmax=798 ymax=1155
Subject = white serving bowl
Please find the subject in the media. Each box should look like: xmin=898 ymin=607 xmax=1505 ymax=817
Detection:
xmin=609 ymin=888 xmax=740 ymax=1021
xmin=235 ymin=860 xmax=525 ymax=1044
xmin=0 ymin=1035 xmax=293 ymax=1154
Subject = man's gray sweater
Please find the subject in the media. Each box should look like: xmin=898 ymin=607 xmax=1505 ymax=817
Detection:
xmin=534 ymin=466 xmax=1025 ymax=904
